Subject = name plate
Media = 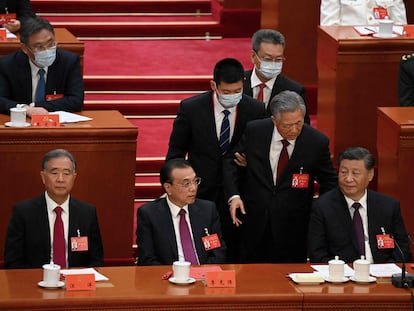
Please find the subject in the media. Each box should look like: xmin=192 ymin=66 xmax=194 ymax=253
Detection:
xmin=206 ymin=270 xmax=236 ymax=288
xmin=31 ymin=114 xmax=60 ymax=127
xmin=0 ymin=28 xmax=6 ymax=41
xmin=66 ymin=274 xmax=96 ymax=291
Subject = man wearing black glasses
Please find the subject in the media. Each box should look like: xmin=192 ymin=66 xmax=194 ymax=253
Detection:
xmin=137 ymin=158 xmax=226 ymax=266
xmin=0 ymin=17 xmax=84 ymax=116
xmin=243 ymin=29 xmax=310 ymax=124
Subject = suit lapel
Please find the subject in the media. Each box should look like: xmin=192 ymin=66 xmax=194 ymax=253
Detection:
xmin=187 ymin=203 xmax=205 ymax=263
xmin=158 ymin=200 xmax=179 ymax=259
xmin=16 ymin=52 xmax=34 ymax=101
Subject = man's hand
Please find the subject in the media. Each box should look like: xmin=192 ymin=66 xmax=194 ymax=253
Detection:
xmin=4 ymin=19 xmax=21 ymax=33
xmin=234 ymin=152 xmax=247 ymax=167
xmin=26 ymin=106 xmax=48 ymax=118
xmin=229 ymin=197 xmax=246 ymax=227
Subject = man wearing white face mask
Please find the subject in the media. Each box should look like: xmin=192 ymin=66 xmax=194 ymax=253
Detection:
xmin=243 ymin=29 xmax=310 ymax=125
xmin=0 ymin=17 xmax=84 ymax=117
xmin=167 ymin=58 xmax=265 ymax=262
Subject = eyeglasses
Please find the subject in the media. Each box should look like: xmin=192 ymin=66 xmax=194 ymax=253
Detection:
xmin=255 ymin=52 xmax=286 ymax=63
xmin=170 ymin=177 xmax=202 ymax=188
xmin=27 ymin=40 xmax=57 ymax=53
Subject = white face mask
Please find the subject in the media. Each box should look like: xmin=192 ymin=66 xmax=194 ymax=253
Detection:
xmin=34 ymin=47 xmax=56 ymax=68
xmin=216 ymin=88 xmax=242 ymax=108
xmin=258 ymin=60 xmax=283 ymax=80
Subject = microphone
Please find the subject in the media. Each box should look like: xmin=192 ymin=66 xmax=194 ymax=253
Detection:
xmin=389 ymin=231 xmax=414 ymax=288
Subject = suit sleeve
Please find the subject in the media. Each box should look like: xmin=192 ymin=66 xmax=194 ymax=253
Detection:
xmin=17 ymin=0 xmax=36 ymax=20
xmin=390 ymin=202 xmax=412 ymax=261
xmin=4 ymin=206 xmax=26 ymax=268
xmin=320 ymin=0 xmax=340 ymax=26
xmin=398 ymin=57 xmax=414 ymax=106
xmin=87 ymin=207 xmax=104 ymax=267
xmin=166 ymin=101 xmax=192 ymax=160
xmin=313 ymin=136 xmax=338 ymax=194
xmin=205 ymin=205 xmax=227 ymax=264
xmin=308 ymin=200 xmax=331 ymax=263
xmin=36 ymin=53 xmax=84 ymax=112
xmin=136 ymin=206 xmax=163 ymax=265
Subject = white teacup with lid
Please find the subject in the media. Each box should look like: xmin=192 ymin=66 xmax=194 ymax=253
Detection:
xmin=353 ymin=255 xmax=370 ymax=282
xmin=328 ymin=255 xmax=345 ymax=282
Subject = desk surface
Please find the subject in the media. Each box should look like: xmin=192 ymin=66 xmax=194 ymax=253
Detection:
xmin=0 ymin=264 xmax=411 ymax=311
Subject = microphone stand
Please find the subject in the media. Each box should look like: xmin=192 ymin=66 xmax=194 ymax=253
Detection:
xmin=392 ymin=235 xmax=414 ymax=288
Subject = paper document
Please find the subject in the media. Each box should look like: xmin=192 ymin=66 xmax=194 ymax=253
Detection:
xmin=49 ymin=111 xmax=92 ymax=123
xmin=354 ymin=25 xmax=404 ymax=36
xmin=60 ymin=268 xmax=109 ymax=281
xmin=369 ymin=263 xmax=402 ymax=277
xmin=6 ymin=29 xmax=16 ymax=39
xmin=311 ymin=264 xmax=355 ymax=277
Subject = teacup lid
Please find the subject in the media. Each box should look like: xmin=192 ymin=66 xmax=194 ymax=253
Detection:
xmin=353 ymin=255 xmax=370 ymax=265
xmin=328 ymin=255 xmax=345 ymax=264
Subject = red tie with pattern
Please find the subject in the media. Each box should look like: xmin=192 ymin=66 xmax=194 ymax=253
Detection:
xmin=53 ymin=206 xmax=66 ymax=268
xmin=179 ymin=209 xmax=198 ymax=265
xmin=277 ymin=139 xmax=289 ymax=181
xmin=257 ymin=83 xmax=265 ymax=102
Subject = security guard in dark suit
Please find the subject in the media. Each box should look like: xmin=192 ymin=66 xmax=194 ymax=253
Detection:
xmin=399 ymin=51 xmax=414 ymax=106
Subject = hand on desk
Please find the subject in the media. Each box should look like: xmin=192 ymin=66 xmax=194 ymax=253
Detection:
xmin=229 ymin=197 xmax=245 ymax=227
xmin=26 ymin=106 xmax=48 ymax=118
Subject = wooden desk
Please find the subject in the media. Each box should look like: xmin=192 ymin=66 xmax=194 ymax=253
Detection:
xmin=317 ymin=26 xmax=414 ymax=165
xmin=0 ymin=28 xmax=84 ymax=72
xmin=377 ymin=107 xmax=414 ymax=238
xmin=0 ymin=264 xmax=411 ymax=311
xmin=0 ymin=110 xmax=137 ymax=263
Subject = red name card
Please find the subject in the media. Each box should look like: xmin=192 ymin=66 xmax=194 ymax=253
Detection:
xmin=206 ymin=270 xmax=236 ymax=288
xmin=66 ymin=274 xmax=96 ymax=291
xmin=0 ymin=28 xmax=6 ymax=41
xmin=31 ymin=114 xmax=60 ymax=127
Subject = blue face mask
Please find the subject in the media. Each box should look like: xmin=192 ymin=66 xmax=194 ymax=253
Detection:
xmin=214 ymin=83 xmax=243 ymax=108
xmin=34 ymin=47 xmax=56 ymax=68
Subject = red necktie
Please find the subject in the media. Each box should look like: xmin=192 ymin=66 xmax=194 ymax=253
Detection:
xmin=277 ymin=139 xmax=290 ymax=181
xmin=53 ymin=206 xmax=66 ymax=268
xmin=179 ymin=209 xmax=198 ymax=265
xmin=257 ymin=83 xmax=265 ymax=102
xmin=352 ymin=202 xmax=365 ymax=256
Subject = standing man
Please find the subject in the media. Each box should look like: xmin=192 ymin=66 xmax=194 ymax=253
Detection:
xmin=0 ymin=17 xmax=84 ymax=116
xmin=243 ymin=29 xmax=310 ymax=124
xmin=0 ymin=0 xmax=36 ymax=33
xmin=4 ymin=149 xmax=104 ymax=268
xmin=308 ymin=147 xmax=411 ymax=263
xmin=223 ymin=90 xmax=337 ymax=263
xmin=166 ymin=58 xmax=265 ymax=262
xmin=137 ymin=159 xmax=226 ymax=265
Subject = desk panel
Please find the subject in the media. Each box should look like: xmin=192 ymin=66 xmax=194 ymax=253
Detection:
xmin=0 ymin=110 xmax=137 ymax=263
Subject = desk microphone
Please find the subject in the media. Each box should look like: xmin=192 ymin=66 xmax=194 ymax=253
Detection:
xmin=390 ymin=232 xmax=414 ymax=288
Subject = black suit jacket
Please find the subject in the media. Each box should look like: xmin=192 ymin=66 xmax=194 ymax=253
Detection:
xmin=398 ymin=51 xmax=414 ymax=106
xmin=0 ymin=0 xmax=35 ymax=20
xmin=223 ymin=119 xmax=338 ymax=262
xmin=0 ymin=48 xmax=84 ymax=114
xmin=4 ymin=195 xmax=104 ymax=268
xmin=166 ymin=91 xmax=265 ymax=202
xmin=137 ymin=198 xmax=226 ymax=265
xmin=308 ymin=187 xmax=412 ymax=263
xmin=243 ymin=69 xmax=310 ymax=124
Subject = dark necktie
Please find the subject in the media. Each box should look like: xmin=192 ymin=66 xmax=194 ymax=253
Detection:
xmin=178 ymin=209 xmax=198 ymax=265
xmin=352 ymin=202 xmax=365 ymax=256
xmin=219 ymin=109 xmax=230 ymax=155
xmin=35 ymin=69 xmax=46 ymax=103
xmin=276 ymin=139 xmax=289 ymax=181
xmin=257 ymin=83 xmax=265 ymax=102
xmin=53 ymin=206 xmax=66 ymax=268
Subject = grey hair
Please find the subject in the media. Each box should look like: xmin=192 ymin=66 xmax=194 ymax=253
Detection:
xmin=42 ymin=149 xmax=77 ymax=172
xmin=252 ymin=29 xmax=285 ymax=52
xmin=269 ymin=90 xmax=306 ymax=121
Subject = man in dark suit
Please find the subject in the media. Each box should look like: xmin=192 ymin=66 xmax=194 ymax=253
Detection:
xmin=166 ymin=58 xmax=265 ymax=262
xmin=4 ymin=149 xmax=104 ymax=268
xmin=398 ymin=51 xmax=414 ymax=106
xmin=137 ymin=159 xmax=226 ymax=265
xmin=223 ymin=90 xmax=337 ymax=263
xmin=243 ymin=29 xmax=310 ymax=124
xmin=0 ymin=17 xmax=84 ymax=116
xmin=1 ymin=0 xmax=36 ymax=33
xmin=308 ymin=147 xmax=411 ymax=263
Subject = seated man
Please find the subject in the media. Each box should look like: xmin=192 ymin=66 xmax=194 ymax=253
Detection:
xmin=243 ymin=29 xmax=310 ymax=124
xmin=137 ymin=158 xmax=226 ymax=265
xmin=0 ymin=17 xmax=84 ymax=117
xmin=399 ymin=51 xmax=414 ymax=106
xmin=4 ymin=149 xmax=104 ymax=268
xmin=308 ymin=146 xmax=411 ymax=263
